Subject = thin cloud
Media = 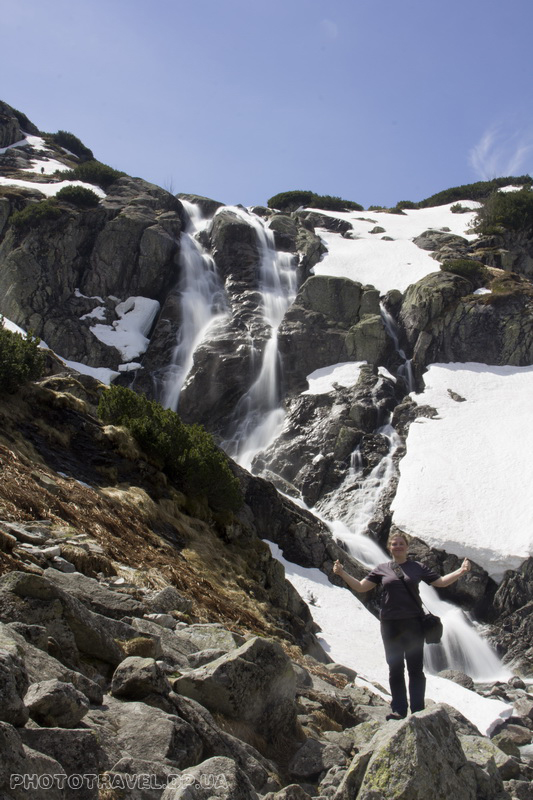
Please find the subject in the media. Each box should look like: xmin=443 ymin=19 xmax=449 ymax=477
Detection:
xmin=469 ymin=124 xmax=533 ymax=180
xmin=320 ymin=19 xmax=339 ymax=40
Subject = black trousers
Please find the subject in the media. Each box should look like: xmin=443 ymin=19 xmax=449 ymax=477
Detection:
xmin=380 ymin=617 xmax=425 ymax=715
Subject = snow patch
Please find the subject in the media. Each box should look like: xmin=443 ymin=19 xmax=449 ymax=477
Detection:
xmin=303 ymin=361 xmax=366 ymax=395
xmin=90 ymin=296 xmax=160 ymax=360
xmin=391 ymin=363 xmax=533 ymax=579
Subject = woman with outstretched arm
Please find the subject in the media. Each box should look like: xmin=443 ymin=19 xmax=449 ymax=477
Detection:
xmin=333 ymin=531 xmax=471 ymax=720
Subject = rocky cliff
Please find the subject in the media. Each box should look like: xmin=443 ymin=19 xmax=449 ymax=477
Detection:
xmin=1 ymin=99 xmax=533 ymax=799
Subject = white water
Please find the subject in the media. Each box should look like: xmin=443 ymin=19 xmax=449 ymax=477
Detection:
xmin=380 ymin=302 xmax=415 ymax=393
xmin=161 ymin=201 xmax=227 ymax=411
xmin=317 ymin=428 xmax=510 ymax=682
xmin=222 ymin=207 xmax=298 ymax=470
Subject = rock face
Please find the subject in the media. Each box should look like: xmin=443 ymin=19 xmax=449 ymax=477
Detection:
xmin=490 ymin=558 xmax=533 ymax=674
xmin=0 ymin=100 xmax=39 ymax=148
xmin=0 ymin=175 xmax=184 ymax=368
xmin=399 ymin=270 xmax=533 ymax=378
xmin=278 ymin=276 xmax=391 ymax=394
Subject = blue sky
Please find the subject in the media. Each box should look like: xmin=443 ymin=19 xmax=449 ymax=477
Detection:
xmin=2 ymin=0 xmax=533 ymax=208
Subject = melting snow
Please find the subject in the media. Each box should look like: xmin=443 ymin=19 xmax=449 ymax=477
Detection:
xmin=311 ymin=201 xmax=480 ymax=294
xmin=0 ymin=176 xmax=106 ymax=199
xmin=303 ymin=361 xmax=367 ymax=394
xmin=391 ymin=363 xmax=533 ymax=579
xmin=90 ymin=296 xmax=160 ymax=361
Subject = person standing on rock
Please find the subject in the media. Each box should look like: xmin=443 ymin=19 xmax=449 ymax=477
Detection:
xmin=333 ymin=531 xmax=471 ymax=720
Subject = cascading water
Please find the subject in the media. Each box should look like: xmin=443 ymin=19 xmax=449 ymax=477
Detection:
xmin=380 ymin=301 xmax=415 ymax=393
xmin=222 ymin=207 xmax=298 ymax=470
xmin=161 ymin=201 xmax=227 ymax=411
xmin=318 ymin=427 xmax=510 ymax=681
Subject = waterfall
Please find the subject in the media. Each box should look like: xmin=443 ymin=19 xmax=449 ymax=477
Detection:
xmin=161 ymin=200 xmax=227 ymax=411
xmin=380 ymin=302 xmax=415 ymax=392
xmin=222 ymin=207 xmax=298 ymax=470
xmin=317 ymin=421 xmax=401 ymax=535
xmin=313 ymin=418 xmax=509 ymax=681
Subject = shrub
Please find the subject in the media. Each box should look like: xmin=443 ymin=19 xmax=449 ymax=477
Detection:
xmin=50 ymin=130 xmax=94 ymax=161
xmin=9 ymin=200 xmax=63 ymax=232
xmin=418 ymin=176 xmax=532 ymax=208
xmin=267 ymin=190 xmax=316 ymax=211
xmin=267 ymin=190 xmax=363 ymax=213
xmin=98 ymin=386 xmax=242 ymax=511
xmin=0 ymin=321 xmax=45 ymax=393
xmin=472 ymin=187 xmax=533 ymax=237
xmin=61 ymin=160 xmax=126 ymax=189
xmin=450 ymin=203 xmax=469 ymax=213
xmin=309 ymin=194 xmax=363 ymax=212
xmin=55 ymin=185 xmax=100 ymax=208
xmin=440 ymin=259 xmax=491 ymax=286
xmin=394 ymin=200 xmax=417 ymax=210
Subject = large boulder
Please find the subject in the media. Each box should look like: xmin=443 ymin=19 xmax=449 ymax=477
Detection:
xmin=160 ymin=755 xmax=259 ymax=800
xmin=0 ymin=645 xmax=29 ymax=726
xmin=0 ymin=722 xmax=67 ymax=800
xmin=0 ymin=572 xmax=131 ymax=669
xmin=0 ymin=622 xmax=103 ymax=704
xmin=24 ymin=679 xmax=89 ymax=727
xmin=335 ymin=706 xmax=480 ymax=800
xmin=173 ymin=637 xmax=299 ymax=747
xmin=84 ymin=694 xmax=203 ymax=770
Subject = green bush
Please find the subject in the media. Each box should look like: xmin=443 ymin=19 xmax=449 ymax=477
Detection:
xmin=310 ymin=194 xmax=363 ymax=212
xmin=440 ymin=259 xmax=491 ymax=286
xmin=473 ymin=187 xmax=533 ymax=236
xmin=9 ymin=200 xmax=63 ymax=232
xmin=418 ymin=176 xmax=532 ymax=208
xmin=55 ymin=185 xmax=100 ymax=208
xmin=394 ymin=200 xmax=417 ymax=210
xmin=98 ymin=386 xmax=242 ymax=512
xmin=267 ymin=190 xmax=363 ymax=213
xmin=0 ymin=321 xmax=45 ymax=393
xmin=61 ymin=160 xmax=126 ymax=189
xmin=267 ymin=190 xmax=316 ymax=211
xmin=50 ymin=130 xmax=94 ymax=161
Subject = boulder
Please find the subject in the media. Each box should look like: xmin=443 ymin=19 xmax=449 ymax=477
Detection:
xmin=335 ymin=705 xmax=479 ymax=800
xmin=0 ymin=645 xmax=29 ymax=726
xmin=170 ymin=693 xmax=279 ymax=793
xmin=173 ymin=636 xmax=299 ymax=746
xmin=460 ymin=733 xmax=522 ymax=781
xmin=160 ymin=755 xmax=259 ymax=800
xmin=413 ymin=229 xmax=470 ymax=253
xmin=24 ymin=679 xmax=89 ymax=727
xmin=0 ymin=622 xmax=103 ymax=705
xmin=0 ymin=721 xmax=67 ymax=800
xmin=110 ymin=656 xmax=171 ymax=700
xmin=19 ymin=727 xmax=104 ymax=799
xmin=146 ymin=585 xmax=193 ymax=615
xmin=84 ymin=694 xmax=203 ymax=770
xmin=43 ymin=567 xmax=147 ymax=619
xmin=399 ymin=271 xmax=533 ymax=374
xmin=0 ymin=571 xmax=149 ymax=669
xmin=288 ymin=738 xmax=347 ymax=780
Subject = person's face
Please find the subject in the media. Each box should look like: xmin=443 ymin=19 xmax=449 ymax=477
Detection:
xmin=389 ymin=536 xmax=408 ymax=558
